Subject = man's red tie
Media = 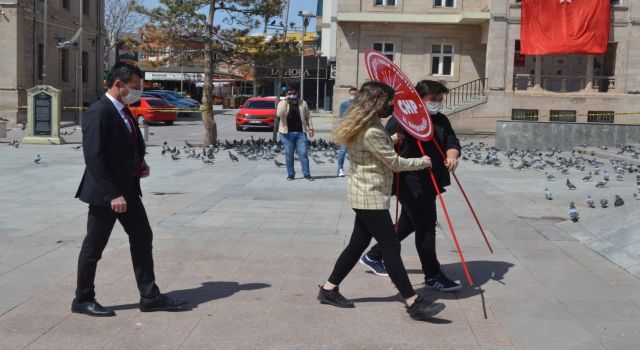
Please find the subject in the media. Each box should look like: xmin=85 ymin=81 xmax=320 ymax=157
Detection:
xmin=123 ymin=107 xmax=143 ymax=178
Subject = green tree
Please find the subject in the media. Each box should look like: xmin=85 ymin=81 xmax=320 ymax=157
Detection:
xmin=137 ymin=0 xmax=284 ymax=146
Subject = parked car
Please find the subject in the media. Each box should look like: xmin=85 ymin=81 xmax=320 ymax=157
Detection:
xmin=128 ymin=97 xmax=177 ymax=125
xmin=147 ymin=90 xmax=200 ymax=107
xmin=235 ymin=97 xmax=278 ymax=131
xmin=141 ymin=92 xmax=195 ymax=117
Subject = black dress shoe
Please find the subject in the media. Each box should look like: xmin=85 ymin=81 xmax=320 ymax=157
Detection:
xmin=71 ymin=299 xmax=116 ymax=317
xmin=139 ymin=294 xmax=189 ymax=312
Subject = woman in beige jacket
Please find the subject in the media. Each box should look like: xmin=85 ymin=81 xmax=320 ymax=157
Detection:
xmin=317 ymin=81 xmax=445 ymax=321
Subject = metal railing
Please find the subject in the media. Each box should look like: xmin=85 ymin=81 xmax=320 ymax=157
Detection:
xmin=444 ymin=78 xmax=487 ymax=110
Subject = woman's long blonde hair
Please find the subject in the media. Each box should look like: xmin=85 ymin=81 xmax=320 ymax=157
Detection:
xmin=334 ymin=81 xmax=395 ymax=146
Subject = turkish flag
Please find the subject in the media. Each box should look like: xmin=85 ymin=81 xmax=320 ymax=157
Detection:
xmin=521 ymin=0 xmax=610 ymax=55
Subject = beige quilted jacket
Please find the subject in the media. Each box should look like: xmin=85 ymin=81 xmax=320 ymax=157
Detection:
xmin=347 ymin=121 xmax=427 ymax=210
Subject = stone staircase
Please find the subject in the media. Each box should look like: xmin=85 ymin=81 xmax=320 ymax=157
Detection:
xmin=442 ymin=78 xmax=488 ymax=116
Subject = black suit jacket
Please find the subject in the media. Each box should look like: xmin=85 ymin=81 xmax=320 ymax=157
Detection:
xmin=386 ymin=114 xmax=461 ymax=198
xmin=75 ymin=95 xmax=146 ymax=207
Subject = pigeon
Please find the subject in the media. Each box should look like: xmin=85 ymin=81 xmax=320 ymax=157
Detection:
xmin=634 ymin=193 xmax=640 ymax=200
xmin=614 ymin=195 xmax=624 ymax=207
xmin=566 ymin=179 xmax=576 ymax=190
xmin=171 ymin=153 xmax=180 ymax=161
xmin=586 ymin=195 xmax=595 ymax=208
xmin=33 ymin=154 xmax=41 ymax=164
xmin=202 ymin=157 xmax=214 ymax=164
xmin=569 ymin=202 xmax=579 ymax=222
xmin=13 ymin=141 xmax=19 ymax=148
xmin=72 ymin=145 xmax=82 ymax=150
xmin=228 ymin=151 xmax=239 ymax=162
xmin=274 ymin=159 xmax=285 ymax=167
xmin=544 ymin=188 xmax=553 ymax=200
xmin=616 ymin=173 xmax=624 ymax=181
xmin=582 ymin=171 xmax=592 ymax=182
xmin=600 ymin=198 xmax=609 ymax=208
xmin=47 ymin=138 xmax=56 ymax=145
xmin=185 ymin=140 xmax=194 ymax=148
xmin=595 ymin=180 xmax=608 ymax=188
xmin=545 ymin=172 xmax=556 ymax=181
xmin=161 ymin=147 xmax=167 ymax=156
xmin=603 ymin=171 xmax=609 ymax=182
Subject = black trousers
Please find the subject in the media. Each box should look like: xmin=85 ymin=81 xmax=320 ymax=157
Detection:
xmin=328 ymin=209 xmax=416 ymax=299
xmin=366 ymin=188 xmax=441 ymax=279
xmin=75 ymin=196 xmax=160 ymax=302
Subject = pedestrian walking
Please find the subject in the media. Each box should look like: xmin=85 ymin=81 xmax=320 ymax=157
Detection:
xmin=317 ymin=81 xmax=445 ymax=320
xmin=72 ymin=63 xmax=188 ymax=317
xmin=360 ymin=80 xmax=463 ymax=292
xmin=336 ymin=87 xmax=359 ymax=177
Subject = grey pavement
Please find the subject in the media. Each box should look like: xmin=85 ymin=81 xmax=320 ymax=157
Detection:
xmin=1 ymin=111 xmax=639 ymax=349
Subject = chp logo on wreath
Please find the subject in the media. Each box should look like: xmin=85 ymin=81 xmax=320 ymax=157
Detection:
xmin=364 ymin=49 xmax=433 ymax=141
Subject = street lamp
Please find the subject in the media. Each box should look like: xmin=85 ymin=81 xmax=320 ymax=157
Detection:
xmin=298 ymin=10 xmax=314 ymax=102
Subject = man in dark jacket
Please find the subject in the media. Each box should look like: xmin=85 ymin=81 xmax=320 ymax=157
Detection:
xmin=359 ymin=80 xmax=463 ymax=292
xmin=73 ymin=63 xmax=187 ymax=317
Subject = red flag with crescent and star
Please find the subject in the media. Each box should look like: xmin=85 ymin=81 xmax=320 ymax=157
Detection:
xmin=520 ymin=0 xmax=610 ymax=55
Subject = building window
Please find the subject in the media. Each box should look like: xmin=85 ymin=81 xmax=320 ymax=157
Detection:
xmin=610 ymin=0 xmax=620 ymax=5
xmin=61 ymin=49 xmax=69 ymax=82
xmin=375 ymin=0 xmax=397 ymax=6
xmin=512 ymin=109 xmax=539 ymax=121
xmin=37 ymin=44 xmax=44 ymax=80
xmin=82 ymin=51 xmax=89 ymax=83
xmin=431 ymin=44 xmax=454 ymax=76
xmin=373 ymin=42 xmax=395 ymax=61
xmin=434 ymin=0 xmax=455 ymax=7
xmin=588 ymin=111 xmax=614 ymax=123
xmin=83 ymin=0 xmax=90 ymax=15
xmin=62 ymin=0 xmax=69 ymax=10
xmin=550 ymin=110 xmax=576 ymax=122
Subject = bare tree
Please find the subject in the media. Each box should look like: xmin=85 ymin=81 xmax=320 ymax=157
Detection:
xmin=104 ymin=0 xmax=146 ymax=64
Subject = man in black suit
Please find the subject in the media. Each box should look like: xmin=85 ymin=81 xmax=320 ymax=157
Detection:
xmin=72 ymin=62 xmax=187 ymax=317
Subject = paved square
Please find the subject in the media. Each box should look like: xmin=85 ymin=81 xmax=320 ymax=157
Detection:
xmin=1 ymin=112 xmax=639 ymax=349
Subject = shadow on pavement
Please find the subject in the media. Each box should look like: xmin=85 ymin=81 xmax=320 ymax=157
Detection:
xmin=108 ymin=281 xmax=271 ymax=310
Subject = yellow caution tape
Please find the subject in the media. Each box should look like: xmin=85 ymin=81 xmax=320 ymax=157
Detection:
xmin=2 ymin=106 xmax=640 ymax=120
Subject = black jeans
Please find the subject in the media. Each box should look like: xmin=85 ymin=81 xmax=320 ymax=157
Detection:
xmin=328 ymin=209 xmax=416 ymax=299
xmin=367 ymin=189 xmax=441 ymax=279
xmin=75 ymin=196 xmax=160 ymax=302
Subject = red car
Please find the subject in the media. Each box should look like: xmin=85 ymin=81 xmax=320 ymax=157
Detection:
xmin=128 ymin=97 xmax=177 ymax=125
xmin=235 ymin=97 xmax=278 ymax=131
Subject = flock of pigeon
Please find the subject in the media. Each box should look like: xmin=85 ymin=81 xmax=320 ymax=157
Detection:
xmin=159 ymin=137 xmax=341 ymax=167
xmin=460 ymin=141 xmax=640 ymax=223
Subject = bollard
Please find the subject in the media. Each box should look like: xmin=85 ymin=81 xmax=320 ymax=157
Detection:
xmin=0 ymin=121 xmax=7 ymax=138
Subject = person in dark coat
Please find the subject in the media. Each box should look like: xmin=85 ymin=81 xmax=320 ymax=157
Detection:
xmin=72 ymin=62 xmax=188 ymax=317
xmin=359 ymin=80 xmax=463 ymax=292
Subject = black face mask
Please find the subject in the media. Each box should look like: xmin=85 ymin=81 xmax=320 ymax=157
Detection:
xmin=381 ymin=103 xmax=394 ymax=118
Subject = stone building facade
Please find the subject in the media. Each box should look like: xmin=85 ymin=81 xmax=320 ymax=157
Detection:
xmin=0 ymin=0 xmax=104 ymax=125
xmin=334 ymin=0 xmax=640 ymax=132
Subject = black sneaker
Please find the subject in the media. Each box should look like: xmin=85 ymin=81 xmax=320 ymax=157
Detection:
xmin=287 ymin=175 xmax=295 ymax=181
xmin=406 ymin=296 xmax=445 ymax=320
xmin=304 ymin=175 xmax=314 ymax=181
xmin=317 ymin=285 xmax=354 ymax=308
xmin=425 ymin=273 xmax=462 ymax=292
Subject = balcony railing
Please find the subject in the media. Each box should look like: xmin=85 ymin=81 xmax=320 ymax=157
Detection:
xmin=513 ymin=74 xmax=615 ymax=93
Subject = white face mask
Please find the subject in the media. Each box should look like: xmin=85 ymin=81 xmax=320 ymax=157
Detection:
xmin=122 ymin=85 xmax=142 ymax=105
xmin=426 ymin=101 xmax=443 ymax=115
xmin=349 ymin=95 xmax=356 ymax=101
